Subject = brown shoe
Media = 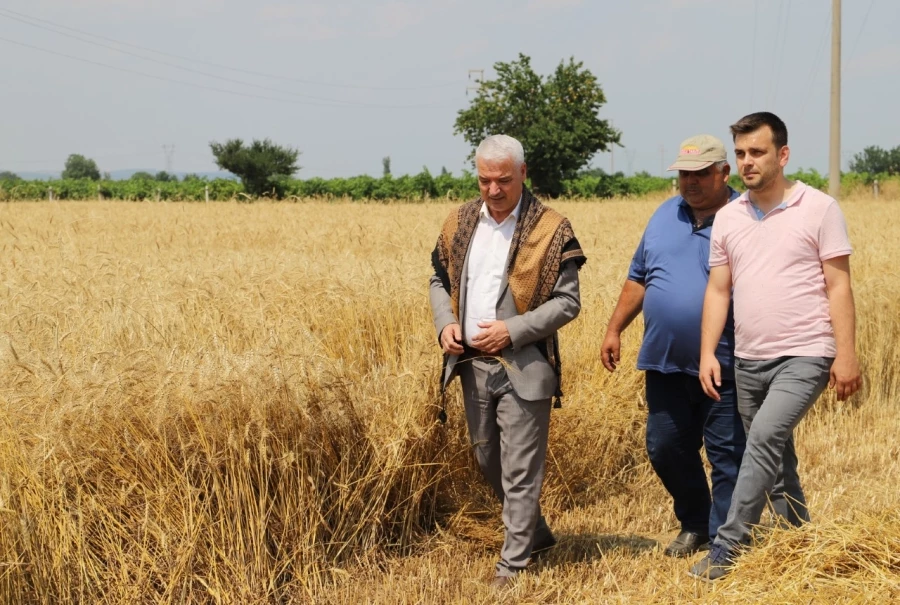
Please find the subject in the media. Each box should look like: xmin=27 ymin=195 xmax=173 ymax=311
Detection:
xmin=664 ymin=531 xmax=710 ymax=557
xmin=489 ymin=576 xmax=516 ymax=590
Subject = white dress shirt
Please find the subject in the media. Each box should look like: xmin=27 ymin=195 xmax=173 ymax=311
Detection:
xmin=464 ymin=198 xmax=522 ymax=347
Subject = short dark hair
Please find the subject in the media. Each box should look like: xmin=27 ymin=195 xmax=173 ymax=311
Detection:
xmin=730 ymin=112 xmax=788 ymax=149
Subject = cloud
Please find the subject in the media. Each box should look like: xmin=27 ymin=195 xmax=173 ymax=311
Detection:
xmin=254 ymin=1 xmax=433 ymax=41
xmin=525 ymin=0 xmax=583 ymax=12
xmin=369 ymin=2 xmax=429 ymax=38
xmin=257 ymin=2 xmax=346 ymax=41
xmin=636 ymin=31 xmax=676 ymax=64
xmin=845 ymin=43 xmax=900 ymax=77
xmin=666 ymin=0 xmax=717 ymax=7
xmin=24 ymin=0 xmax=226 ymax=18
xmin=452 ymin=39 xmax=489 ymax=60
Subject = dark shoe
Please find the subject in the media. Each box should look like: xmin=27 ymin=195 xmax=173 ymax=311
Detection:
xmin=531 ymin=533 xmax=558 ymax=560
xmin=688 ymin=543 xmax=734 ymax=581
xmin=489 ymin=575 xmax=516 ymax=590
xmin=664 ymin=530 xmax=710 ymax=557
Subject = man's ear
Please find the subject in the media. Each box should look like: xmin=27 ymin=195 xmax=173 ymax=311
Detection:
xmin=779 ymin=145 xmax=791 ymax=168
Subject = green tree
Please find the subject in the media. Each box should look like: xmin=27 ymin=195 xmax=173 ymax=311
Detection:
xmin=209 ymin=138 xmax=300 ymax=198
xmin=454 ymin=53 xmax=620 ymax=197
xmin=849 ymin=146 xmax=900 ymax=175
xmin=155 ymin=171 xmax=177 ymax=182
xmin=61 ymin=154 xmax=101 ymax=180
xmin=382 ymin=156 xmax=391 ymax=177
xmin=0 ymin=170 xmax=20 ymax=181
xmin=130 ymin=171 xmax=155 ymax=181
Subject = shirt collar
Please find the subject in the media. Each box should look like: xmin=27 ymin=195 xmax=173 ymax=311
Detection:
xmin=738 ymin=181 xmax=808 ymax=208
xmin=480 ymin=195 xmax=523 ymax=224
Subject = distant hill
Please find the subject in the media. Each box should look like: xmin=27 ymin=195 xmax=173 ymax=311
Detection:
xmin=8 ymin=170 xmax=238 ymax=181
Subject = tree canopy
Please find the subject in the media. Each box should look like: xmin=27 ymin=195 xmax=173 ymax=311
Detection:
xmin=61 ymin=154 xmax=101 ymax=181
xmin=209 ymin=138 xmax=300 ymax=198
xmin=849 ymin=146 xmax=900 ymax=175
xmin=454 ymin=53 xmax=620 ymax=197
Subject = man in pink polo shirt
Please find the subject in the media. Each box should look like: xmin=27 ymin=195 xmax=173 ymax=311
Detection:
xmin=689 ymin=112 xmax=862 ymax=581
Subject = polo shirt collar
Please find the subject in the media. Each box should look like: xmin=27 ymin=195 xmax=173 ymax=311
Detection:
xmin=739 ymin=181 xmax=809 ymax=209
xmin=783 ymin=181 xmax=808 ymax=207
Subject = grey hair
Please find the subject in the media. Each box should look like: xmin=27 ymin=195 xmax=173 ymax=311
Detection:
xmin=475 ymin=135 xmax=525 ymax=168
xmin=713 ymin=160 xmax=728 ymax=172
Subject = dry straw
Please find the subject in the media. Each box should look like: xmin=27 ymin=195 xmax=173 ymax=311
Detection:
xmin=0 ymin=197 xmax=897 ymax=603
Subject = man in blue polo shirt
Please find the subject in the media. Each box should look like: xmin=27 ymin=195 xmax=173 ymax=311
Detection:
xmin=601 ymin=135 xmax=746 ymax=557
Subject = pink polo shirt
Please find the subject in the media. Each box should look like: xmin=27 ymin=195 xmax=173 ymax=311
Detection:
xmin=709 ymin=182 xmax=852 ymax=360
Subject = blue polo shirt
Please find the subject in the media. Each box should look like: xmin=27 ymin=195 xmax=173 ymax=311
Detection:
xmin=628 ymin=189 xmax=738 ymax=378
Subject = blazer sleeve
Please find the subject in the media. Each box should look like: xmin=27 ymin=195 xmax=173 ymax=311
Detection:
xmin=504 ymin=263 xmax=581 ymax=350
xmin=429 ymin=273 xmax=458 ymax=341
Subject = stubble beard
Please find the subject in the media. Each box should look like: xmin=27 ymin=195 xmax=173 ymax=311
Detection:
xmin=744 ymin=170 xmax=773 ymax=192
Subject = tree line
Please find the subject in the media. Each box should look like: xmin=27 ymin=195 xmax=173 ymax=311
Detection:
xmin=2 ymin=53 xmax=898 ymax=200
xmin=0 ymin=168 xmax=675 ymax=201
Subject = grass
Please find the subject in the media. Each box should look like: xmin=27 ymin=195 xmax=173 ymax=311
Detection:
xmin=0 ymin=196 xmax=898 ymax=603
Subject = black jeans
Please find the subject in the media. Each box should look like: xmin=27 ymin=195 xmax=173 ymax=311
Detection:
xmin=645 ymin=371 xmax=746 ymax=539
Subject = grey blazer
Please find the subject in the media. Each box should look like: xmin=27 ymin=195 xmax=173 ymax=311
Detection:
xmin=429 ymin=240 xmax=581 ymax=402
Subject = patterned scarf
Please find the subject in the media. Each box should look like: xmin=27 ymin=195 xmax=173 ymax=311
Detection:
xmin=431 ymin=188 xmax=586 ymax=418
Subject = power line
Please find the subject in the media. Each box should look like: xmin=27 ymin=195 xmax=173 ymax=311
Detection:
xmin=0 ymin=10 xmax=444 ymax=108
xmin=798 ymin=11 xmax=831 ymax=117
xmin=766 ymin=0 xmax=786 ymax=107
xmin=750 ymin=1 xmax=759 ymax=109
xmin=847 ymin=0 xmax=876 ymax=63
xmin=0 ymin=6 xmax=456 ymax=92
xmin=770 ymin=0 xmax=792 ymax=107
xmin=0 ymin=35 xmax=453 ymax=110
xmin=466 ymin=69 xmax=484 ymax=97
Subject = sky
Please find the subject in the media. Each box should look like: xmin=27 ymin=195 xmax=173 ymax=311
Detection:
xmin=0 ymin=0 xmax=897 ymax=179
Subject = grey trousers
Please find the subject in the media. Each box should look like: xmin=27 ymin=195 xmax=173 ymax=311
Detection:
xmin=457 ymin=356 xmax=553 ymax=577
xmin=715 ymin=356 xmax=832 ymax=549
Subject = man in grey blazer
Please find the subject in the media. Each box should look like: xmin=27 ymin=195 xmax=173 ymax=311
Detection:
xmin=429 ymin=134 xmax=585 ymax=589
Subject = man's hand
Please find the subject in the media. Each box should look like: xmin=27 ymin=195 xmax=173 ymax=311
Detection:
xmin=830 ymin=354 xmax=862 ymax=401
xmin=601 ymin=331 xmax=621 ymax=372
xmin=439 ymin=323 xmax=464 ymax=355
xmin=470 ymin=320 xmax=511 ymax=354
xmin=699 ymin=354 xmax=722 ymax=402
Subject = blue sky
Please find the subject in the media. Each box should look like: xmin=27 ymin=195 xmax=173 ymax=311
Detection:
xmin=0 ymin=0 xmax=897 ymax=178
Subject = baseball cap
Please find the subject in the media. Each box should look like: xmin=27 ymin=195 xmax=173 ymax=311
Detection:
xmin=668 ymin=134 xmax=727 ymax=171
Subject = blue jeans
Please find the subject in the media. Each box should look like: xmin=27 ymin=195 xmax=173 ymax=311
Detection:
xmin=645 ymin=371 xmax=746 ymax=539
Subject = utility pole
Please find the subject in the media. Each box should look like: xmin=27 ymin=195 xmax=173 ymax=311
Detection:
xmin=610 ymin=122 xmax=615 ymax=174
xmin=626 ymin=149 xmax=637 ymax=176
xmin=466 ymin=69 xmax=484 ymax=97
xmin=162 ymin=144 xmax=175 ymax=175
xmin=467 ymin=69 xmax=485 ymax=142
xmin=828 ymin=0 xmax=841 ymax=199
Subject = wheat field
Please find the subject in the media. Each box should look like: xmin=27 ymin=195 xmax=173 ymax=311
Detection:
xmin=0 ymin=197 xmax=898 ymax=604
